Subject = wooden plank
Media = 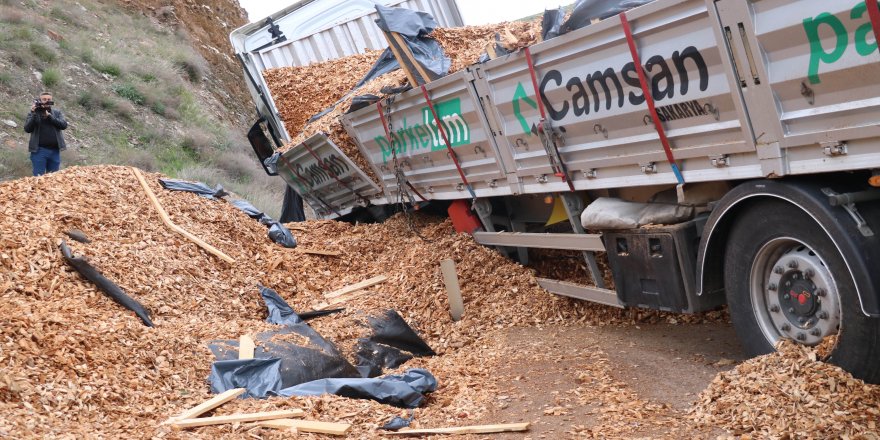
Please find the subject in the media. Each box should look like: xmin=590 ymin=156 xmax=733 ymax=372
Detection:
xmin=313 ymin=289 xmax=370 ymax=310
xmin=299 ymin=249 xmax=341 ymax=257
xmin=163 ymin=388 xmax=246 ymax=424
xmin=382 ymin=30 xmax=419 ymax=86
xmin=171 ymin=409 xmax=304 ymax=430
xmin=440 ymin=259 xmax=463 ymax=321
xmin=389 ymin=31 xmax=434 ymax=85
xmin=256 ymin=418 xmax=351 ymax=435
xmin=386 ymin=422 xmax=530 ymax=436
xmin=238 ymin=335 xmax=255 ymax=360
xmin=324 ymin=275 xmax=387 ymax=299
xmin=131 ymin=168 xmax=235 ymax=264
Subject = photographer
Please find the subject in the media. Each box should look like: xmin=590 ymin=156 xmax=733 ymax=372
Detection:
xmin=23 ymin=91 xmax=68 ymax=176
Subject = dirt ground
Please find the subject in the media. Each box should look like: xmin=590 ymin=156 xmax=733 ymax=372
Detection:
xmin=475 ymin=321 xmax=745 ymax=439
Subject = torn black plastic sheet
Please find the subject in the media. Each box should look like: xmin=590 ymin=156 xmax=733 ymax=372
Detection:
xmin=208 ymin=323 xmax=360 ymax=394
xmin=59 ymin=241 xmax=154 ymax=327
xmin=381 ymin=411 xmax=415 ymax=431
xmin=367 ymin=310 xmax=436 ymax=356
xmin=355 ymin=339 xmax=413 ymax=378
xmin=276 ymin=368 xmax=438 ymax=408
xmin=210 ymin=358 xmax=283 ymax=399
xmin=230 ymin=199 xmax=266 ymax=221
xmin=375 ymin=4 xmax=450 ymax=81
xmin=561 ymin=0 xmax=655 ymax=34
xmin=158 ymin=178 xmax=228 ymax=200
xmin=228 ymin=200 xmax=297 ymax=248
xmin=210 ymin=285 xmax=360 ymax=394
xmin=542 ymin=8 xmax=566 ymax=40
xmin=64 ymin=229 xmax=90 ymax=243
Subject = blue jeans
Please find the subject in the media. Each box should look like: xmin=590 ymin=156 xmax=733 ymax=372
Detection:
xmin=31 ymin=147 xmax=61 ymax=176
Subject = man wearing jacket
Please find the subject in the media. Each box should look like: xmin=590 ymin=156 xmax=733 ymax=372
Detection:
xmin=24 ymin=91 xmax=68 ymax=176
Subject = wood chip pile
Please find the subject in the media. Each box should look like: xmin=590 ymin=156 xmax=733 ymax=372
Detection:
xmin=0 ymin=165 xmax=724 ymax=438
xmin=263 ymin=51 xmax=383 ymax=145
xmin=265 ymin=20 xmax=542 ymax=188
xmin=287 ymin=70 xmax=409 ymax=185
xmin=690 ymin=341 xmax=880 ymax=438
xmin=432 ymin=21 xmax=542 ymax=73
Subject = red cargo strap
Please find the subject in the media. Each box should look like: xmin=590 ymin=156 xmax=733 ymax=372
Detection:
xmin=420 ymin=85 xmax=477 ymax=199
xmin=376 ymin=101 xmax=428 ymax=202
xmin=524 ymin=47 xmax=548 ymax=121
xmin=620 ymin=11 xmax=685 ymax=184
xmin=524 ymin=47 xmax=576 ymax=192
xmin=868 ymin=0 xmax=880 ymax=52
xmin=299 ymin=139 xmax=368 ymax=204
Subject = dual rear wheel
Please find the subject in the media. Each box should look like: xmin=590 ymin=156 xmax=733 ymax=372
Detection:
xmin=724 ymin=200 xmax=880 ymax=383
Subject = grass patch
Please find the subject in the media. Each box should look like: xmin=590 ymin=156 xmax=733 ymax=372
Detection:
xmin=180 ymin=128 xmax=214 ymax=158
xmin=149 ymin=101 xmax=166 ymax=116
xmin=79 ymin=48 xmax=93 ymax=64
xmin=78 ymin=88 xmax=134 ymax=119
xmin=0 ymin=147 xmax=34 ymax=180
xmin=177 ymin=89 xmax=210 ymax=128
xmin=174 ymin=56 xmax=204 ymax=83
xmin=41 ymin=68 xmax=60 ymax=87
xmin=0 ymin=72 xmax=12 ymax=86
xmin=30 ymin=42 xmax=56 ymax=63
xmin=11 ymin=27 xmax=32 ymax=41
xmin=211 ymin=149 xmax=259 ymax=183
xmin=49 ymin=6 xmax=85 ymax=27
xmin=91 ymin=60 xmax=122 ymax=77
xmin=57 ymin=38 xmax=72 ymax=53
xmin=113 ymin=83 xmax=145 ymax=105
xmin=0 ymin=9 xmax=25 ymax=24
xmin=156 ymin=145 xmax=199 ymax=176
xmin=101 ymin=146 xmax=159 ymax=171
xmin=77 ymin=88 xmax=101 ymax=110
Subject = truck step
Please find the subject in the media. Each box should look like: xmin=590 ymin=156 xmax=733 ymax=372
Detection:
xmin=472 ymin=232 xmax=605 ymax=252
xmin=536 ymin=278 xmax=622 ymax=308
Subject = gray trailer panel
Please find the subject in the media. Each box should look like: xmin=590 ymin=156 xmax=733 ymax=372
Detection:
xmin=342 ymin=70 xmax=512 ymax=201
xmin=475 ymin=0 xmax=760 ymax=194
xmin=277 ymin=133 xmax=381 ymax=219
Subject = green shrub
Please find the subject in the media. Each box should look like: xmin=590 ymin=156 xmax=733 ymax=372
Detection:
xmin=12 ymin=27 xmax=32 ymax=40
xmin=0 ymin=147 xmax=34 ymax=180
xmin=104 ymin=147 xmax=159 ymax=171
xmin=41 ymin=68 xmax=60 ymax=87
xmin=92 ymin=61 xmax=121 ymax=77
xmin=77 ymin=88 xmax=100 ymax=110
xmin=57 ymin=38 xmax=71 ymax=53
xmin=212 ymin=149 xmax=258 ymax=183
xmin=180 ymin=129 xmax=214 ymax=157
xmin=174 ymin=56 xmax=205 ymax=83
xmin=9 ymin=51 xmax=32 ymax=67
xmin=138 ymin=72 xmax=157 ymax=83
xmin=149 ymin=101 xmax=165 ymax=116
xmin=48 ymin=7 xmax=83 ymax=26
xmin=30 ymin=42 xmax=56 ymax=63
xmin=156 ymin=146 xmax=198 ymax=175
xmin=113 ymin=83 xmax=145 ymax=105
xmin=108 ymin=99 xmax=135 ymax=120
xmin=79 ymin=48 xmax=93 ymax=64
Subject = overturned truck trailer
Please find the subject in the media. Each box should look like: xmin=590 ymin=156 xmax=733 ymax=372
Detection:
xmin=232 ymin=0 xmax=880 ymax=383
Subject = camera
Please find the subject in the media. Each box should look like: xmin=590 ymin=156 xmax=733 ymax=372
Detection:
xmin=33 ymin=98 xmax=54 ymax=112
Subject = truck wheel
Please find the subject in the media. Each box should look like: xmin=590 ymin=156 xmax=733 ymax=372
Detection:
xmin=724 ymin=199 xmax=880 ymax=383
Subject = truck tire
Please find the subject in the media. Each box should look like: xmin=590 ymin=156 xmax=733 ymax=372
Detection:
xmin=724 ymin=199 xmax=880 ymax=383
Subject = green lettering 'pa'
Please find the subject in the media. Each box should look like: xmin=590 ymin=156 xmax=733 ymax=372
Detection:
xmin=803 ymin=12 xmax=848 ymax=84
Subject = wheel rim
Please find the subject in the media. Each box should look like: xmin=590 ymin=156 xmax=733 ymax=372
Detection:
xmin=749 ymin=237 xmax=842 ymax=346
